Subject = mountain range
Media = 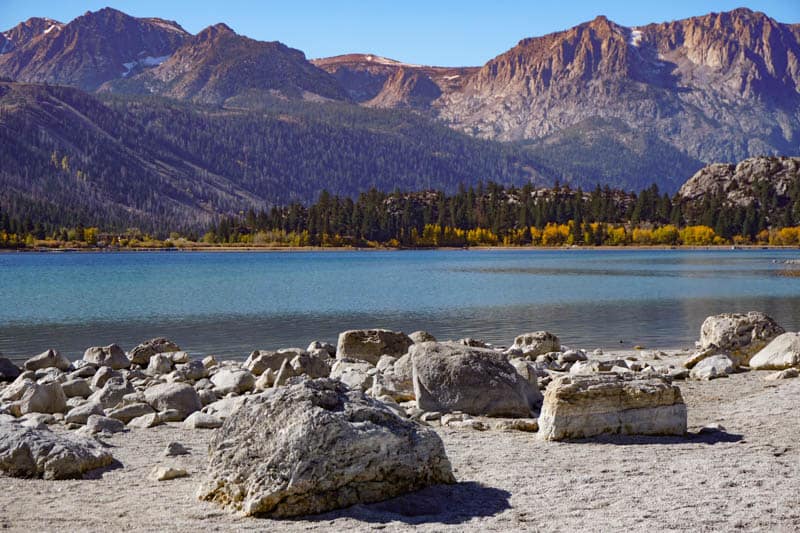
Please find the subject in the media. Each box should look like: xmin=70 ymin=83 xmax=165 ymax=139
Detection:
xmin=1 ymin=6 xmax=798 ymax=230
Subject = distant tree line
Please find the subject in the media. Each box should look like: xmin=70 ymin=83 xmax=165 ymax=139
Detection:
xmin=3 ymin=178 xmax=800 ymax=249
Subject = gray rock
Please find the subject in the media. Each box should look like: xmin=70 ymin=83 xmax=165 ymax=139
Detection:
xmin=197 ymin=378 xmax=455 ymax=517
xmin=23 ymin=349 xmax=70 ymax=372
xmin=290 ymin=352 xmax=331 ymax=379
xmin=0 ymin=357 xmax=21 ymax=382
xmin=14 ymin=382 xmax=68 ymax=415
xmin=197 ymin=389 xmax=218 ymax=406
xmin=164 ymin=441 xmax=189 ymax=456
xmin=159 ymin=409 xmax=187 ymax=422
xmin=336 ymin=329 xmax=413 ymax=365
xmin=0 ymin=423 xmax=113 ymax=479
xmin=1 ymin=376 xmax=35 ymax=402
xmin=68 ymin=365 xmax=95 ymax=380
xmin=690 ymin=354 xmax=736 ymax=381
xmin=84 ymin=344 xmax=130 ymax=370
xmin=182 ymin=411 xmax=223 ymax=429
xmin=456 ymin=338 xmax=490 ymax=348
xmin=538 ymin=374 xmax=687 ymax=441
xmin=409 ymin=331 xmax=437 ymax=343
xmin=128 ymin=338 xmax=181 ymax=366
xmin=146 ymin=353 xmax=174 ymax=375
xmin=127 ymin=413 xmax=162 ymax=428
xmin=61 ymin=378 xmax=92 ymax=399
xmin=143 ymin=383 xmax=201 ymax=419
xmin=92 ymin=366 xmax=122 ymax=390
xmin=511 ymin=331 xmax=561 ymax=358
xmin=411 ymin=342 xmax=539 ymax=418
xmin=175 ymin=360 xmax=208 ymax=381
xmin=307 ymin=341 xmax=336 ymax=356
xmin=329 ymin=359 xmax=374 ymax=392
xmin=764 ymin=368 xmax=800 ymax=380
xmin=83 ymin=414 xmax=127 ymax=435
xmin=210 ymin=368 xmax=255 ymax=395
xmin=106 ymin=403 xmax=156 ymax=424
xmin=244 ymin=350 xmax=290 ymax=376
xmin=65 ymin=401 xmax=105 ymax=425
xmin=749 ymin=332 xmax=800 ymax=370
xmin=152 ymin=466 xmax=188 ymax=481
xmin=87 ymin=377 xmax=134 ymax=409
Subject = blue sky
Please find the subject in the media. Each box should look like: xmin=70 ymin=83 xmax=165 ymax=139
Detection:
xmin=1 ymin=1 xmax=799 ymax=66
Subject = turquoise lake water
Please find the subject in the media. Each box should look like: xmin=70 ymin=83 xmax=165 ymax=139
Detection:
xmin=1 ymin=249 xmax=799 ymax=362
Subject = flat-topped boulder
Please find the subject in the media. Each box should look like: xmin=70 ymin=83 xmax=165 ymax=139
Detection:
xmin=411 ymin=341 xmax=541 ymax=417
xmin=84 ymin=344 xmax=130 ymax=370
xmin=538 ymin=374 xmax=687 ymax=441
xmin=510 ymin=331 xmax=561 ymax=358
xmin=336 ymin=329 xmax=413 ymax=365
xmin=11 ymin=382 xmax=68 ymax=416
xmin=197 ymin=378 xmax=454 ymax=517
xmin=688 ymin=312 xmax=784 ymax=367
xmin=144 ymin=382 xmax=201 ymax=419
xmin=0 ymin=422 xmax=113 ymax=479
xmin=749 ymin=332 xmax=800 ymax=370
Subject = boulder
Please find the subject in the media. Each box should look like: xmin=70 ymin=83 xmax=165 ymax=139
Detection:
xmin=146 ymin=353 xmax=174 ymax=375
xmin=127 ymin=413 xmax=162 ymax=428
xmin=144 ymin=383 xmax=201 ymax=419
xmin=538 ymin=374 xmax=687 ymax=441
xmin=691 ymin=312 xmax=784 ymax=366
xmin=307 ymin=341 xmax=336 ymax=356
xmin=65 ymin=401 xmax=105 ymax=425
xmin=764 ymin=368 xmax=799 ymax=380
xmin=182 ymin=412 xmax=223 ymax=429
xmin=244 ymin=350 xmax=290 ymax=376
xmin=690 ymin=354 xmax=735 ymax=381
xmin=83 ymin=344 xmax=130 ymax=370
xmin=511 ymin=332 xmax=561 ymax=358
xmin=106 ymin=403 xmax=156 ymax=424
xmin=61 ymin=378 xmax=92 ymax=399
xmin=210 ymin=368 xmax=255 ymax=395
xmin=175 ymin=360 xmax=208 ymax=381
xmin=23 ymin=349 xmax=70 ymax=372
xmin=1 ymin=377 xmax=34 ymax=402
xmin=336 ymin=329 xmax=413 ymax=365
xmin=329 ymin=359 xmax=375 ymax=392
xmin=0 ymin=357 xmax=21 ymax=382
xmin=90 ymin=366 xmax=120 ymax=390
xmin=14 ymin=382 xmax=68 ymax=415
xmin=128 ymin=338 xmax=181 ymax=366
xmin=411 ymin=342 xmax=539 ymax=418
xmin=164 ymin=441 xmax=190 ymax=456
xmin=290 ymin=352 xmax=331 ymax=379
xmin=409 ymin=331 xmax=437 ymax=343
xmin=83 ymin=414 xmax=127 ymax=435
xmin=152 ymin=466 xmax=188 ymax=481
xmin=87 ymin=377 xmax=134 ymax=409
xmin=0 ymin=423 xmax=113 ymax=479
xmin=197 ymin=378 xmax=455 ymax=517
xmin=749 ymin=333 xmax=800 ymax=370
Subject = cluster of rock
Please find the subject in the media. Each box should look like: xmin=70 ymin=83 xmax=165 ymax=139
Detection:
xmin=1 ymin=312 xmax=798 ymax=517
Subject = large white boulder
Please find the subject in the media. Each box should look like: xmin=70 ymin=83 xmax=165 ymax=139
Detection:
xmin=689 ymin=312 xmax=784 ymax=367
xmin=196 ymin=378 xmax=454 ymax=517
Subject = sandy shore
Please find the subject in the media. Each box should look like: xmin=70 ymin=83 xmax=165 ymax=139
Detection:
xmin=1 ymin=353 xmax=797 ymax=532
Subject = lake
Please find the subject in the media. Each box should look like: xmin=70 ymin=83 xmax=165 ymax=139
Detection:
xmin=2 ymin=249 xmax=800 ymax=363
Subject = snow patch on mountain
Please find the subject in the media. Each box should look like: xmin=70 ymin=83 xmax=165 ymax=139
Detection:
xmin=122 ymin=55 xmax=171 ymax=77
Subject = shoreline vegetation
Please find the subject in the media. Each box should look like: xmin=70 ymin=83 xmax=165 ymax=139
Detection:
xmin=4 ymin=180 xmax=800 ymax=251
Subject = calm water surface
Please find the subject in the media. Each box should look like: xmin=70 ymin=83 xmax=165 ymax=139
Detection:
xmin=1 ymin=249 xmax=799 ymax=362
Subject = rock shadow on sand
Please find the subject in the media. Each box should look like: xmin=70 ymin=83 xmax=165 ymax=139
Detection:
xmin=575 ymin=429 xmax=744 ymax=446
xmin=298 ymin=482 xmax=511 ymax=525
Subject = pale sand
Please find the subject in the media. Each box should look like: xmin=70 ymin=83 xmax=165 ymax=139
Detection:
xmin=1 ymin=359 xmax=798 ymax=532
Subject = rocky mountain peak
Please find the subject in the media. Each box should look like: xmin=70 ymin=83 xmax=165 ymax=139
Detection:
xmin=196 ymin=23 xmax=236 ymax=42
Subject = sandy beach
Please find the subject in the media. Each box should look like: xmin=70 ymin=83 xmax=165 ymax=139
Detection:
xmin=1 ymin=352 xmax=797 ymax=532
